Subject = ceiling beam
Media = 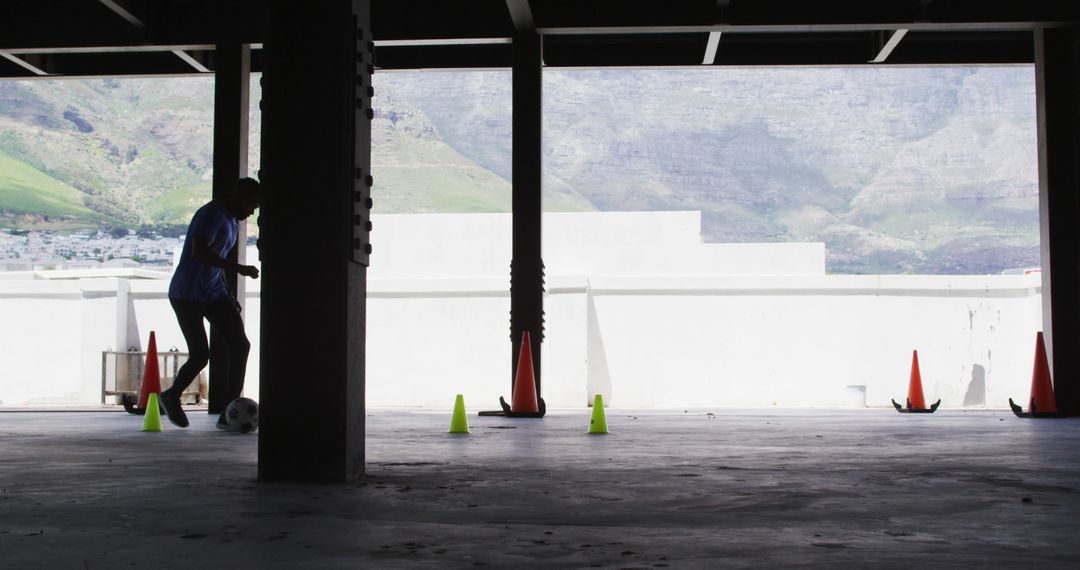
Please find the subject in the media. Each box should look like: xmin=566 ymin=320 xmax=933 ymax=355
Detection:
xmin=4 ymin=45 xmax=216 ymax=55
xmin=97 ymin=0 xmax=149 ymax=30
xmin=96 ymin=0 xmax=220 ymax=76
xmin=871 ymin=29 xmax=908 ymax=63
xmin=375 ymin=38 xmax=512 ymax=47
xmin=702 ymin=31 xmax=721 ymax=64
xmin=540 ymin=22 xmax=1075 ymax=36
xmin=0 ymin=51 xmax=49 ymax=76
xmin=532 ymin=0 xmax=1078 ymax=33
xmin=0 ymin=50 xmax=251 ymax=80
xmin=506 ymin=0 xmax=535 ymax=32
xmin=172 ymin=49 xmax=211 ymax=72
xmin=0 ymin=0 xmax=1054 ymax=74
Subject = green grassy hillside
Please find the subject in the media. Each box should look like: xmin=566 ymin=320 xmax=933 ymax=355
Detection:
xmin=0 ymin=152 xmax=113 ymax=229
xmin=151 ymin=183 xmax=212 ymax=225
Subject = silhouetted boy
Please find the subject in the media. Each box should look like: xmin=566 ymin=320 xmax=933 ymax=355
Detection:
xmin=160 ymin=178 xmax=260 ymax=429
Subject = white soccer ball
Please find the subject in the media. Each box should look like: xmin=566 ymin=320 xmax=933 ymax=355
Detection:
xmin=225 ymin=397 xmax=259 ymax=433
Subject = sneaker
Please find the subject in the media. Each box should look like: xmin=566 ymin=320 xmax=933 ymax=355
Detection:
xmin=216 ymin=412 xmax=231 ymax=431
xmin=159 ymin=390 xmax=189 ymax=428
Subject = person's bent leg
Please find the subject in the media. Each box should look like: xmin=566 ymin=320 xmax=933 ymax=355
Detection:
xmin=162 ymin=299 xmax=210 ymax=427
xmin=207 ymin=327 xmax=233 ymax=430
xmin=206 ymin=297 xmax=251 ymax=405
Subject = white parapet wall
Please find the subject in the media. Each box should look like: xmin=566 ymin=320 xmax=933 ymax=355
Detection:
xmin=372 ymin=211 xmax=826 ymax=278
xmin=0 ymin=212 xmax=1043 ymax=409
xmin=581 ymin=274 xmax=1042 ymax=409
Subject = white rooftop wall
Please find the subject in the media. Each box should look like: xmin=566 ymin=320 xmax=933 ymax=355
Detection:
xmin=369 ymin=212 xmax=824 ymax=279
xmin=0 ymin=212 xmax=1040 ymax=410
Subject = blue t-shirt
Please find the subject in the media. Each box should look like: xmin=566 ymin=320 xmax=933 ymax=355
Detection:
xmin=169 ymin=200 xmax=238 ymax=302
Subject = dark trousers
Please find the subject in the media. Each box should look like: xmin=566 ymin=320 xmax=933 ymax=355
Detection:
xmin=166 ymin=297 xmax=250 ymax=406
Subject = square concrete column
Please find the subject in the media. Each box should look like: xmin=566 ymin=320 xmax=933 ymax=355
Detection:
xmin=1036 ymin=27 xmax=1080 ymax=416
xmin=209 ymin=40 xmax=250 ymax=413
xmin=510 ymin=31 xmax=545 ymax=405
xmin=258 ymin=0 xmax=372 ymax=482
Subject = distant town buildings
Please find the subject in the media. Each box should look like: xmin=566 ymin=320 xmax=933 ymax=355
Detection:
xmin=0 ymin=229 xmax=184 ymax=271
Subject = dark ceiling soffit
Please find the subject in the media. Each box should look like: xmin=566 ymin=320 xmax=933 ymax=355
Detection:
xmin=36 ymin=51 xmax=195 ymax=77
xmin=0 ymin=0 xmax=266 ymax=52
xmin=1 ymin=2 xmax=1072 ymax=54
xmin=97 ymin=0 xmax=150 ymax=30
xmin=706 ymin=32 xmax=874 ymax=66
xmin=886 ymin=31 xmax=1035 ymax=65
xmin=96 ymin=0 xmax=216 ymax=73
xmin=371 ymin=0 xmax=515 ymax=40
xmin=530 ymin=0 xmax=1080 ymax=31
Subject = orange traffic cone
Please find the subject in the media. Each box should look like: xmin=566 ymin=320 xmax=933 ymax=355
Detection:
xmin=136 ymin=331 xmax=162 ymax=413
xmin=511 ymin=331 xmax=539 ymax=413
xmin=497 ymin=331 xmax=546 ymax=418
xmin=892 ymin=350 xmax=940 ymax=413
xmin=1010 ymin=332 xmax=1065 ymax=418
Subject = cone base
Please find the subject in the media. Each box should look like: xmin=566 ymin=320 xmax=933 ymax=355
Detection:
xmin=498 ymin=396 xmax=547 ymax=418
xmin=892 ymin=399 xmax=941 ymax=414
xmin=1009 ymin=398 xmax=1068 ymax=419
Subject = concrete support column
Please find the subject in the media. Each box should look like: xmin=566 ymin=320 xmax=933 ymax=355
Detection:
xmin=1036 ymin=27 xmax=1080 ymax=415
xmin=209 ymin=40 xmax=250 ymax=413
xmin=510 ymin=31 xmax=545 ymax=405
xmin=258 ymin=0 xmax=371 ymax=482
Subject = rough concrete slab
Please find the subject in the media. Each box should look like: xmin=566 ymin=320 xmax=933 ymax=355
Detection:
xmin=0 ymin=409 xmax=1078 ymax=568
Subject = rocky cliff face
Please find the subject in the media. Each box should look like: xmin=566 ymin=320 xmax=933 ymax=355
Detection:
xmin=0 ymin=66 xmax=1038 ymax=274
xmin=382 ymin=67 xmax=1038 ymax=274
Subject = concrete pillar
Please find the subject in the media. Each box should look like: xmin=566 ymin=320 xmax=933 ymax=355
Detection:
xmin=209 ymin=40 xmax=250 ymax=413
xmin=510 ymin=31 xmax=545 ymax=407
xmin=258 ymin=0 xmax=371 ymax=482
xmin=1036 ymin=27 xmax=1080 ymax=416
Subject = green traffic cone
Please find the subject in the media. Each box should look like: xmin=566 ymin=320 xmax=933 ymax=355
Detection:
xmin=588 ymin=394 xmax=608 ymax=434
xmin=449 ymin=394 xmax=469 ymax=434
xmin=141 ymin=392 xmax=163 ymax=432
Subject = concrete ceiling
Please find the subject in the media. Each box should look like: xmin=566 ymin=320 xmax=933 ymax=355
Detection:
xmin=0 ymin=0 xmax=1076 ymax=77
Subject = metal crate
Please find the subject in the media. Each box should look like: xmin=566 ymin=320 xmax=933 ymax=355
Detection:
xmin=101 ymin=349 xmax=206 ymax=405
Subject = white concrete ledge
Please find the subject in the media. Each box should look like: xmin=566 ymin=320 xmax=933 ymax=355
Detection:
xmin=2 ymin=273 xmax=1042 ymax=301
xmin=587 ymin=274 xmax=1042 ymax=298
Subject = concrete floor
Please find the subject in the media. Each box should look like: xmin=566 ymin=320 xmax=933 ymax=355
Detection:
xmin=0 ymin=408 xmax=1078 ymax=569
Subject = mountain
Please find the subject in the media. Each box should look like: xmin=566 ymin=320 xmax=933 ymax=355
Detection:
xmin=0 ymin=77 xmax=221 ymax=227
xmin=383 ymin=67 xmax=1039 ymax=274
xmin=0 ymin=66 xmax=1039 ymax=274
